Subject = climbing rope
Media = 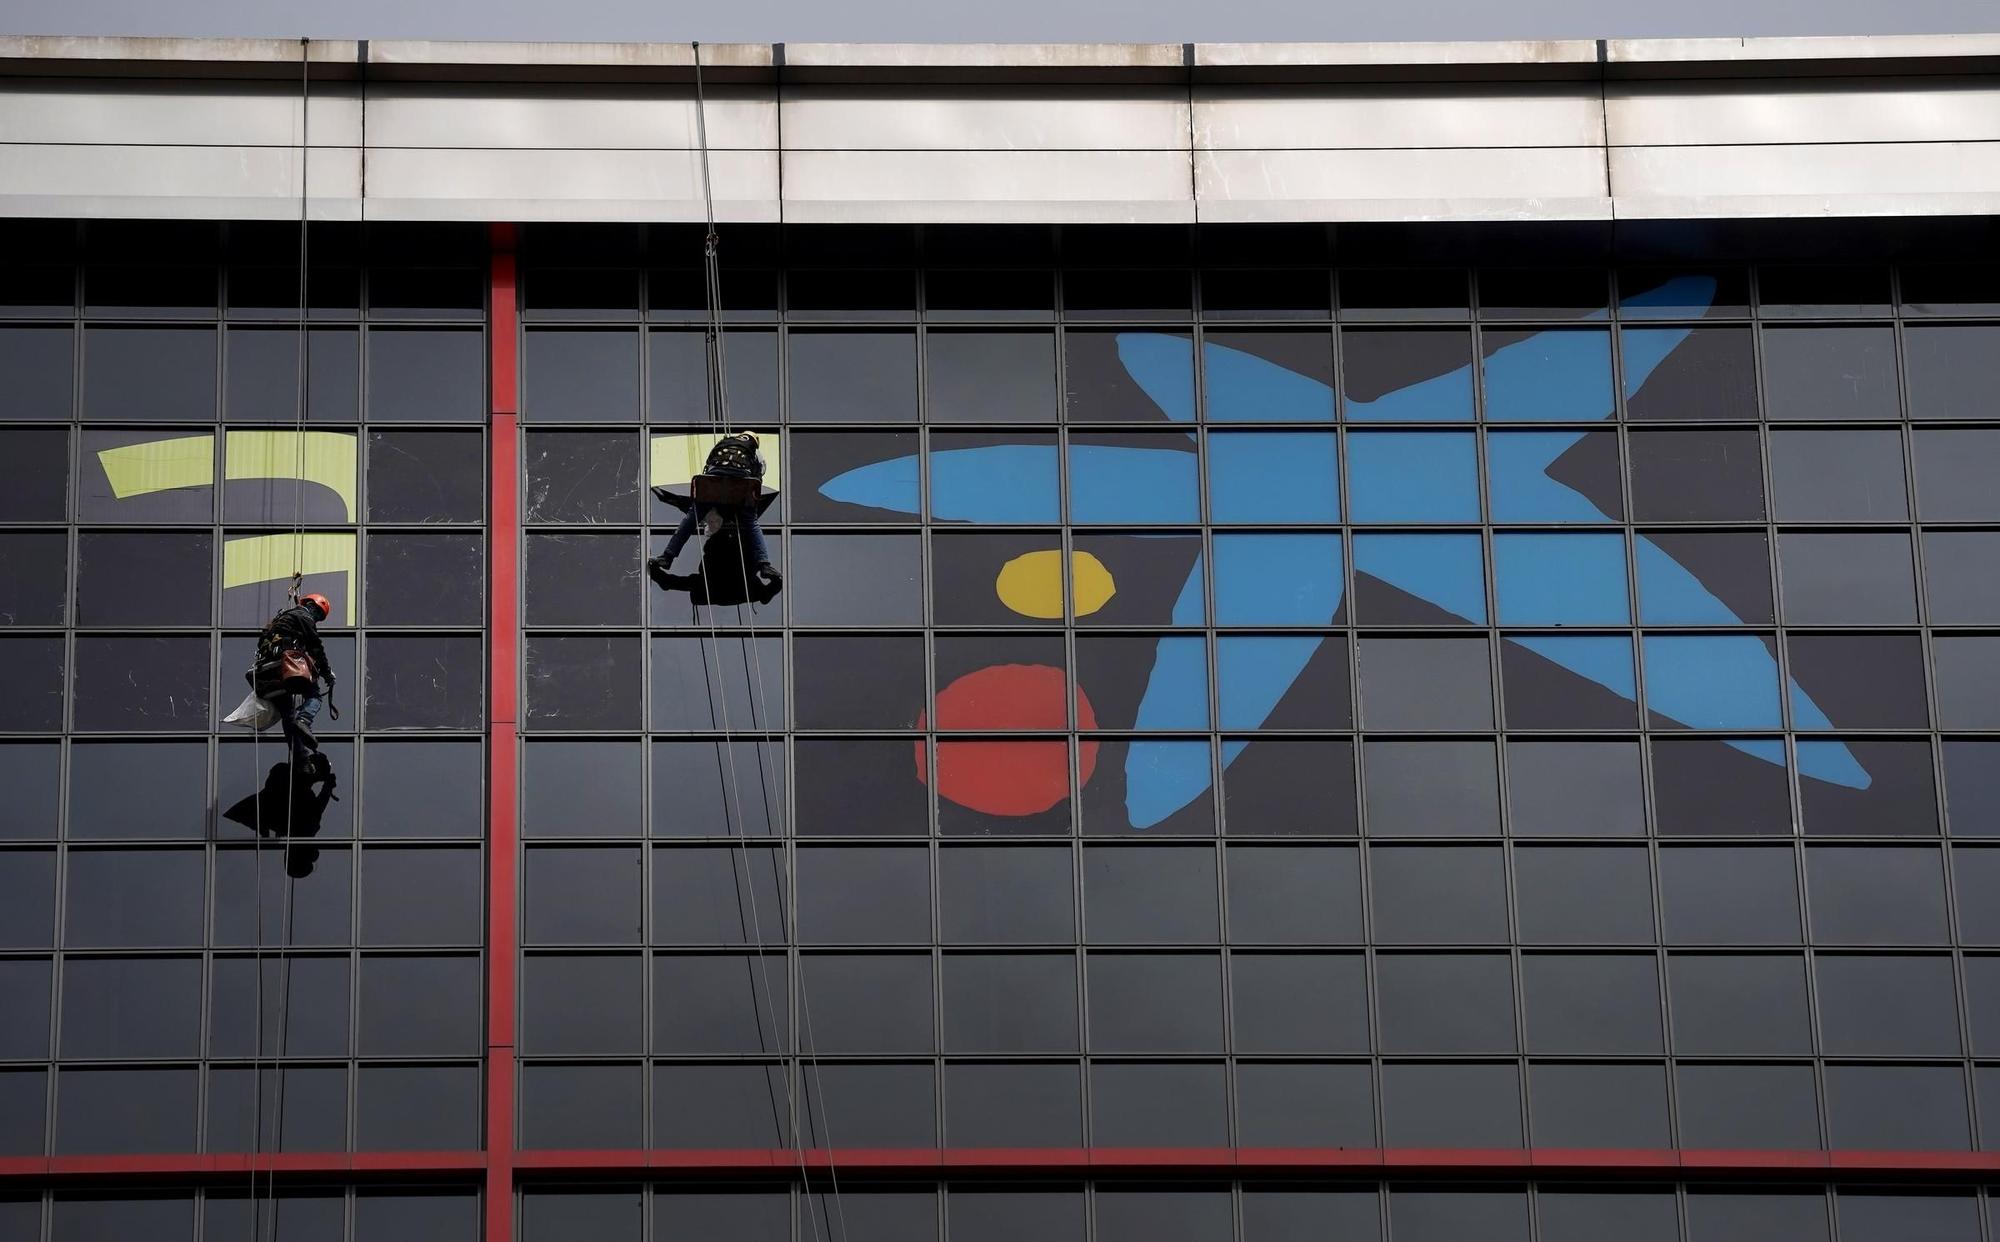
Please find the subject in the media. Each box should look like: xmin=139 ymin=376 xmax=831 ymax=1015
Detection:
xmin=689 ymin=41 xmax=848 ymax=1242
xmin=245 ymin=36 xmax=315 ymax=1242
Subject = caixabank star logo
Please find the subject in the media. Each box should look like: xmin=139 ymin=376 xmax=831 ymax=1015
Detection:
xmin=815 ymin=277 xmax=1876 ymax=833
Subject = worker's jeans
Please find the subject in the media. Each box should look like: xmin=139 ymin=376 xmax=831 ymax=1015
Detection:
xmin=271 ymin=691 xmax=322 ymax=766
xmin=661 ymin=503 xmax=772 ymax=567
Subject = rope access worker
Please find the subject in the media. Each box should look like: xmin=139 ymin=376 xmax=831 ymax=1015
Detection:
xmin=648 ymin=431 xmax=781 ymax=588
xmin=252 ymin=593 xmax=336 ymax=773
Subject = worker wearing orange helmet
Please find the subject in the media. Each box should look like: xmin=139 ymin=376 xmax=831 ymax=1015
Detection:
xmin=251 ymin=592 xmax=337 ymax=772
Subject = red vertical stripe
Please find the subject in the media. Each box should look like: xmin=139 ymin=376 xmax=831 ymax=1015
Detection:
xmin=485 ymin=223 xmax=520 ymax=1242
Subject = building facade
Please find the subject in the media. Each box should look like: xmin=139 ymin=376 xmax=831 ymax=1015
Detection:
xmin=3 ymin=33 xmax=2000 ymax=1242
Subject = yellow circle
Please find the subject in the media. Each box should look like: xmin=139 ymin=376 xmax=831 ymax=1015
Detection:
xmin=995 ymin=549 xmax=1117 ymax=619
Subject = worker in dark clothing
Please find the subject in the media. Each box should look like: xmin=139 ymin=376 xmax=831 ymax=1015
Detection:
xmin=252 ymin=593 xmax=336 ymax=773
xmin=648 ymin=431 xmax=780 ymax=588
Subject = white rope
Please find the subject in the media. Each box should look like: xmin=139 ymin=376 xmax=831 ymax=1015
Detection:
xmin=690 ymin=41 xmax=847 ymax=1242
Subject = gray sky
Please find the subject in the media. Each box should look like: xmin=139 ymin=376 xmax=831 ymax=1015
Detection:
xmin=7 ymin=0 xmax=1996 ymax=44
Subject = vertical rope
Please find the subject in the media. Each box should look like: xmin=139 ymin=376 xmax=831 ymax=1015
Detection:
xmin=690 ymin=41 xmax=846 ymax=1242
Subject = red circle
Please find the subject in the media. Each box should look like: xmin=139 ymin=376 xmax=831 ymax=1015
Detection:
xmin=916 ymin=664 xmax=1099 ymax=816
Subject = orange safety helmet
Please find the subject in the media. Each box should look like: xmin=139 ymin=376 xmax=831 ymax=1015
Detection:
xmin=299 ymin=593 xmax=331 ymax=619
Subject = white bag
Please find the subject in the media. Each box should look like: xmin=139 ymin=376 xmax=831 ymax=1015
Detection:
xmin=223 ymin=690 xmax=279 ymax=731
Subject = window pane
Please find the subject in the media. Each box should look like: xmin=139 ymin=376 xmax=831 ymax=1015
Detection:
xmin=926 ymin=268 xmax=1055 ymax=320
xmin=1805 ymin=845 xmax=1948 ymax=944
xmin=1232 ymin=953 xmax=1369 ymax=1053
xmin=789 ymin=533 xmax=921 ymax=625
xmin=1086 ymin=953 xmax=1224 ymax=1052
xmin=1223 ymin=738 xmax=1358 ymax=836
xmin=1906 ymin=324 xmax=2000 ymax=419
xmin=205 ymin=1064 xmax=348 ymax=1153
xmin=1770 ymin=429 xmax=1907 ymax=521
xmin=1638 ymin=530 xmax=1771 ymax=624
xmin=364 ymin=635 xmax=483 ymax=730
xmin=1817 ymin=953 xmax=1958 ymax=1055
xmin=1839 ymin=1192 xmax=1980 ymax=1242
xmin=522 ymin=955 xmax=642 ymax=1053
xmin=360 ymin=846 xmax=481 ymax=945
xmin=1641 ymin=636 xmax=1780 ymax=729
xmin=55 ymin=1067 xmax=198 ymax=1153
xmin=1362 ymin=740 xmax=1500 ymax=836
xmin=1521 ymin=954 xmax=1662 ymax=1054
xmin=1936 ymin=637 xmax=2000 ymax=729
xmin=1764 ymin=326 xmax=1899 ymax=420
xmin=1507 ymin=741 xmax=1644 ymax=836
xmin=941 ymin=953 xmax=1076 ymax=1052
xmin=1226 ymin=845 xmax=1360 ymax=943
xmin=650 ymin=635 xmax=786 ymax=733
xmin=0 ymin=635 xmax=64 ymax=732
xmin=1088 ymin=1062 xmax=1226 ymax=1145
xmin=796 ymin=846 xmax=929 ymax=942
xmin=1377 ymin=954 xmax=1515 ymax=1052
xmin=366 ymin=532 xmax=481 ymax=625
xmin=1341 ymin=267 xmax=1467 ymax=319
xmin=1371 ymin=847 xmax=1508 ymax=944
xmin=520 ymin=1064 xmax=636 ymax=1144
xmin=654 ymin=952 xmax=789 ymax=1054
xmin=355 ymin=955 xmax=481 ymax=1054
xmin=1800 ymin=738 xmax=1938 ymax=836
xmin=653 ymin=1063 xmax=793 ymax=1148
xmin=1213 ymin=533 xmax=1339 ymax=625
xmin=788 ymin=429 xmax=919 ymax=522
xmin=522 ymin=1190 xmax=641 ymax=1242
xmin=525 ymin=531 xmax=637 ymax=625
xmin=367 ymin=430 xmax=484 ymax=523
xmin=1486 ymin=430 xmax=1622 ymax=522
xmin=523 ymin=328 xmax=638 ymax=422
xmin=207 ymin=956 xmax=350 ymax=1058
xmin=0 ymin=325 xmax=73 ymax=421
xmin=799 ymin=955 xmax=933 ymax=1052
xmin=651 ymin=1188 xmax=791 ymax=1240
xmin=1659 ymin=847 xmax=1801 ymax=944
xmin=1354 ymin=532 xmax=1483 ymax=623
xmin=1683 ymin=1190 xmax=1829 ymax=1242
xmin=0 ymin=429 xmax=68 ymax=521
xmin=1652 ymin=738 xmax=1792 ymax=835
xmin=1389 ymin=1188 xmax=1528 ymax=1242
xmin=69 ymin=741 xmax=206 ymax=839
xmin=64 ymin=849 xmax=204 ymax=947
xmin=1778 ymin=532 xmax=1916 ymax=624
xmin=366 ymin=329 xmax=484 ymax=422
xmin=352 ymin=1191 xmax=479 ymax=1242
xmin=1530 ymin=1062 xmax=1670 ymax=1147
xmin=789 ymin=330 xmax=917 ymax=422
xmin=0 ymin=959 xmax=49 ymax=1059
xmin=1358 ymin=637 xmax=1491 ymax=730
xmin=651 ymin=845 xmax=787 ymax=945
xmin=1503 ymin=635 xmax=1636 ymax=730
xmin=0 ymin=533 xmax=67 ymax=628
xmin=211 ymin=846 xmax=352 ymax=947
xmin=1084 ymin=845 xmax=1217 ymax=942
xmin=1624 ymin=326 xmax=1758 ymax=421
xmin=1824 ymin=1064 xmax=1969 ymax=1150
xmin=0 ymin=1069 xmax=43 ymax=1155
xmin=223 ymin=326 xmax=359 ymax=422
xmin=926 ymin=331 xmax=1057 ymax=422
xmin=800 ymin=1062 xmax=935 ymax=1147
xmin=1786 ymin=634 xmax=1927 ymax=729
xmin=523 ymin=740 xmax=643 ymax=838
xmin=1347 ymin=431 xmax=1479 ymax=522
xmin=50 ymin=1195 xmax=193 ymax=1242
xmin=523 ymin=431 xmax=639 ymax=524
xmin=525 ymin=634 xmax=642 ymax=731
xmin=651 ymin=740 xmax=786 ymax=838
xmin=72 ymin=635 xmax=209 ymax=732
xmin=937 ymin=847 xmax=1075 ymax=944
xmin=1630 ymin=429 xmax=1764 ymax=521
xmin=1669 ymin=954 xmax=1813 ymax=1054
xmin=1482 ymin=328 xmax=1612 ymax=422
xmin=1621 ymin=266 xmax=1750 ymax=318
xmin=362 ymin=740 xmax=483 ymax=837
xmin=1068 ymin=433 xmax=1199 ymax=523
xmin=1232 ymin=1056 xmax=1376 ymax=1144
xmin=1380 ymin=1063 xmax=1521 ymax=1147
xmin=1676 ymin=1064 xmax=1820 ymax=1148
xmin=59 ymin=956 xmax=201 ymax=1058
xmin=947 ymin=1188 xmax=1083 ymax=1242
xmin=794 ymin=635 xmax=924 ymax=729
xmin=1343 ymin=328 xmax=1472 ymax=421
xmin=84 ymin=326 xmax=214 ymax=420
xmin=525 ymin=846 xmax=642 ymax=944
xmin=1923 ymin=531 xmax=2000 ymax=623
xmin=1203 ymin=330 xmax=1335 ymax=423
xmin=647 ymin=328 xmax=778 ymax=424
xmin=1515 ymin=846 xmax=1653 ymax=944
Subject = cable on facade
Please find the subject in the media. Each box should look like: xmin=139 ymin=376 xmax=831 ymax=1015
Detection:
xmin=244 ymin=36 xmax=315 ymax=1242
xmin=689 ymin=41 xmax=850 ymax=1242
